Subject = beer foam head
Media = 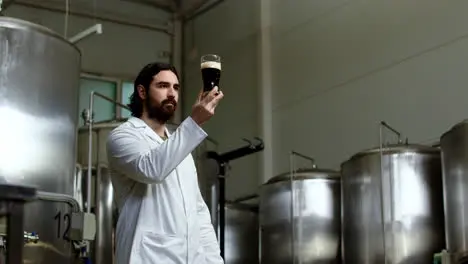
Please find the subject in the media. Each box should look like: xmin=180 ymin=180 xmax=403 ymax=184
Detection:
xmin=201 ymin=61 xmax=221 ymax=70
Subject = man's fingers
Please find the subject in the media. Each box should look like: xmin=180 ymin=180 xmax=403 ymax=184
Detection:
xmin=202 ymin=87 xmax=218 ymax=103
xmin=207 ymin=91 xmax=224 ymax=109
xmin=197 ymin=89 xmax=204 ymax=102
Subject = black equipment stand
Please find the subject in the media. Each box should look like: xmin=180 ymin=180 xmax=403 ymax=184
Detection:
xmin=206 ymin=137 xmax=264 ymax=260
xmin=0 ymin=183 xmax=37 ymax=264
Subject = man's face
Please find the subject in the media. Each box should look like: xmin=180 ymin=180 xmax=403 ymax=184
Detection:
xmin=138 ymin=70 xmax=179 ymax=123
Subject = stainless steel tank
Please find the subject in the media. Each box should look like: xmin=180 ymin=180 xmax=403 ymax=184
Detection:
xmin=259 ymin=169 xmax=342 ymax=264
xmin=192 ymin=137 xmax=219 ymax=213
xmin=192 ymin=137 xmax=260 ymax=263
xmin=0 ymin=17 xmax=81 ymax=263
xmin=440 ymin=120 xmax=468 ymax=262
xmin=341 ymin=143 xmax=446 ymax=264
xmin=77 ymin=121 xmax=122 ymax=264
xmin=223 ymin=202 xmax=259 ymax=264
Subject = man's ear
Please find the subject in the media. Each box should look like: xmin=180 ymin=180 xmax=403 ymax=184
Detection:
xmin=137 ymin=85 xmax=146 ymax=100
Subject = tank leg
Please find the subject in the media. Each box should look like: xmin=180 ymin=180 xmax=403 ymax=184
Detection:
xmin=6 ymin=203 xmax=24 ymax=264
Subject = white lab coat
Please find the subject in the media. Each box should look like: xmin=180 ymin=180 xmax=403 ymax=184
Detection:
xmin=106 ymin=116 xmax=224 ymax=264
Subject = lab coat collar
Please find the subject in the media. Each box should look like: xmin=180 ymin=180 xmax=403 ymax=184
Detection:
xmin=127 ymin=117 xmax=172 ymax=143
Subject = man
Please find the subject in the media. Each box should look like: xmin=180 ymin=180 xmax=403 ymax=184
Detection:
xmin=106 ymin=62 xmax=224 ymax=264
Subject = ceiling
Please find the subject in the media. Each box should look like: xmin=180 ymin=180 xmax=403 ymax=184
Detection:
xmin=4 ymin=0 xmax=221 ymax=23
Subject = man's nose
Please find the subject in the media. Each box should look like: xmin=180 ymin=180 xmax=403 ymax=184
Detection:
xmin=167 ymin=87 xmax=176 ymax=97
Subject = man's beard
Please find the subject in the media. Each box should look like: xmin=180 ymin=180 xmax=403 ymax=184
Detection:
xmin=146 ymin=98 xmax=177 ymax=124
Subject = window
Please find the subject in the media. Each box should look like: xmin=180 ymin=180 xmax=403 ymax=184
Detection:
xmin=78 ymin=77 xmax=118 ymax=126
xmin=121 ymin=81 xmax=134 ymax=118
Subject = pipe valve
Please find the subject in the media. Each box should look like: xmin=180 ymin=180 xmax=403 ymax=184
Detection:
xmin=23 ymin=231 xmax=39 ymax=244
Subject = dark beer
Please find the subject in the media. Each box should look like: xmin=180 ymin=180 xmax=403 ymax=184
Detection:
xmin=201 ymin=61 xmax=221 ymax=92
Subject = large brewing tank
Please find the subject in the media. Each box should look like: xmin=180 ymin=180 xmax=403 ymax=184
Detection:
xmin=193 ymin=136 xmax=260 ymax=263
xmin=341 ymin=143 xmax=446 ymax=264
xmin=440 ymin=120 xmax=468 ymax=262
xmin=77 ymin=120 xmax=123 ymax=264
xmin=259 ymin=169 xmax=342 ymax=264
xmin=223 ymin=202 xmax=259 ymax=264
xmin=0 ymin=17 xmax=81 ymax=263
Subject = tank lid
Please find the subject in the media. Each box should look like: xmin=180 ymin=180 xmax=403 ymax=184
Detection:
xmin=441 ymin=119 xmax=468 ymax=139
xmin=0 ymin=17 xmax=80 ymax=53
xmin=347 ymin=143 xmax=439 ymax=161
xmin=265 ymin=168 xmax=340 ymax=185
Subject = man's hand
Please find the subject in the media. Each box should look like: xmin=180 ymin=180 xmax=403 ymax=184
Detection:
xmin=191 ymin=86 xmax=224 ymax=126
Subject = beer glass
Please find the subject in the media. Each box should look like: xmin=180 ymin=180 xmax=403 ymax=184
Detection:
xmin=201 ymin=54 xmax=221 ymax=92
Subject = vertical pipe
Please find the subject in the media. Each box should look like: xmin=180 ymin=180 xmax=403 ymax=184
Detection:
xmin=288 ymin=151 xmax=315 ymax=264
xmin=95 ymin=164 xmax=114 ymax=264
xmin=218 ymin=163 xmax=226 ymax=260
xmin=116 ymin=80 xmax=123 ymax=119
xmin=289 ymin=152 xmax=296 ymax=264
xmin=87 ymin=92 xmax=95 ymax=214
xmin=258 ymin=0 xmax=273 ymax=185
xmin=171 ymin=16 xmax=183 ymax=124
xmin=379 ymin=124 xmax=388 ymax=264
xmin=179 ymin=17 xmax=187 ymax=121
xmin=378 ymin=121 xmax=402 ymax=263
xmin=210 ymin=181 xmax=219 ymax=228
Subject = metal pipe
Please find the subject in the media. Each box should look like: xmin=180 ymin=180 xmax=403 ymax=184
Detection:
xmin=179 ymin=17 xmax=186 ymax=123
xmin=36 ymin=191 xmax=81 ymax=212
xmin=378 ymin=121 xmax=404 ymax=264
xmin=83 ymin=91 xmax=129 ymax=216
xmin=289 ymin=151 xmax=296 ymax=264
xmin=218 ymin=164 xmax=226 ymax=259
xmin=378 ymin=123 xmax=388 ymax=264
xmin=288 ymin=151 xmax=314 ymax=264
xmin=75 ymin=163 xmax=84 ymax=210
xmin=290 ymin=151 xmax=316 ymax=168
xmin=87 ymin=91 xmax=95 ymax=214
xmin=13 ymin=1 xmax=172 ymax=35
xmin=93 ymin=91 xmax=131 ymax=111
xmin=380 ymin=121 xmax=402 ymax=143
xmin=170 ymin=15 xmax=183 ymax=123
xmin=68 ymin=23 xmax=103 ymax=44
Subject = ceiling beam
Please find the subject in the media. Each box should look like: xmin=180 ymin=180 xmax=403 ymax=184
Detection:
xmin=183 ymin=0 xmax=226 ymax=22
xmin=119 ymin=0 xmax=176 ymax=13
xmin=175 ymin=0 xmax=208 ymax=19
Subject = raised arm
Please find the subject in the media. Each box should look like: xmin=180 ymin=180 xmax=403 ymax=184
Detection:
xmin=107 ymin=117 xmax=207 ymax=184
xmin=107 ymin=87 xmax=224 ymax=184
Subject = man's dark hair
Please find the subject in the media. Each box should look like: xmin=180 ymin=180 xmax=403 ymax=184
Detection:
xmin=128 ymin=62 xmax=179 ymax=117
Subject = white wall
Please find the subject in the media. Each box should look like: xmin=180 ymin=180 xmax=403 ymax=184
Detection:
xmin=271 ymin=0 xmax=468 ymax=175
xmin=5 ymin=0 xmax=172 ymax=78
xmin=16 ymin=0 xmax=468 ymax=198
xmin=183 ymin=0 xmax=261 ymax=199
xmin=183 ymin=0 xmax=468 ymax=192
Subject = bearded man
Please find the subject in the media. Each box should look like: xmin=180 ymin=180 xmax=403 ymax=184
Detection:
xmin=106 ymin=62 xmax=224 ymax=264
